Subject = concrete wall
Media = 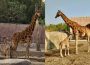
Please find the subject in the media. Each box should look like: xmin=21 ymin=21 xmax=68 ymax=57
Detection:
xmin=0 ymin=23 xmax=45 ymax=44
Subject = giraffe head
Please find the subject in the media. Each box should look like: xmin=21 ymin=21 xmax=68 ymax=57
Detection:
xmin=35 ymin=9 xmax=41 ymax=18
xmin=55 ymin=10 xmax=62 ymax=18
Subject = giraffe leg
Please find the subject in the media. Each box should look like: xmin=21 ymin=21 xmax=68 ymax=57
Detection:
xmin=10 ymin=46 xmax=13 ymax=58
xmin=6 ymin=48 xmax=10 ymax=58
xmin=26 ymin=41 xmax=30 ymax=59
xmin=67 ymin=41 xmax=70 ymax=56
xmin=68 ymin=48 xmax=70 ymax=56
xmin=15 ymin=50 xmax=17 ymax=58
xmin=87 ymin=36 xmax=90 ymax=52
xmin=60 ymin=46 xmax=63 ymax=58
xmin=65 ymin=47 xmax=67 ymax=56
xmin=10 ymin=50 xmax=17 ymax=58
xmin=75 ymin=33 xmax=78 ymax=54
xmin=60 ymin=49 xmax=63 ymax=57
xmin=67 ymin=46 xmax=70 ymax=56
xmin=11 ymin=47 xmax=17 ymax=58
xmin=26 ymin=44 xmax=29 ymax=59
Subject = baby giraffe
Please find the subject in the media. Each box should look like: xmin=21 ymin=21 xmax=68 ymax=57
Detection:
xmin=59 ymin=33 xmax=71 ymax=57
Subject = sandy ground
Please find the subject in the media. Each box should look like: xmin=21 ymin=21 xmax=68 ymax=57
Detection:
xmin=45 ymin=41 xmax=90 ymax=65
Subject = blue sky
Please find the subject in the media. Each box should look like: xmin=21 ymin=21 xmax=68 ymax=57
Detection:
xmin=45 ymin=0 xmax=90 ymax=25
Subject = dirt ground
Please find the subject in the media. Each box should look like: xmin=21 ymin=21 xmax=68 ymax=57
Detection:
xmin=45 ymin=41 xmax=90 ymax=65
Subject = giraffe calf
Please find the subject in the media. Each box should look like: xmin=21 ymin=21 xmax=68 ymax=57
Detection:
xmin=59 ymin=36 xmax=70 ymax=58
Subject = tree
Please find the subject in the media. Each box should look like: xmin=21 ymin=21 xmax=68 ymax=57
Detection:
xmin=45 ymin=23 xmax=70 ymax=32
xmin=0 ymin=0 xmax=45 ymax=24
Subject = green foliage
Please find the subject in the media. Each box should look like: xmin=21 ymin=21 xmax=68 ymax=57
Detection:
xmin=45 ymin=23 xmax=70 ymax=31
xmin=39 ymin=18 xmax=45 ymax=25
xmin=0 ymin=0 xmax=45 ymax=24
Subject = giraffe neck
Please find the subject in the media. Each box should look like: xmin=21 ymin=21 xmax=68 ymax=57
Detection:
xmin=30 ymin=14 xmax=38 ymax=30
xmin=60 ymin=12 xmax=85 ymax=35
xmin=59 ymin=12 xmax=87 ymax=36
xmin=60 ymin=12 xmax=71 ymax=26
xmin=60 ymin=12 xmax=77 ymax=35
xmin=25 ymin=14 xmax=38 ymax=34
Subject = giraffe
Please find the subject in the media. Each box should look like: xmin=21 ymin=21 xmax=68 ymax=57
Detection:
xmin=55 ymin=10 xmax=90 ymax=54
xmin=10 ymin=9 xmax=41 ymax=58
xmin=86 ymin=24 xmax=90 ymax=29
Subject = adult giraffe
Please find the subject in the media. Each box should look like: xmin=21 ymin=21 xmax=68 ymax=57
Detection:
xmin=10 ymin=9 xmax=41 ymax=58
xmin=55 ymin=10 xmax=90 ymax=54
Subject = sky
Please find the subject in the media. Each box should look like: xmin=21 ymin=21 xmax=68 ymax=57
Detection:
xmin=45 ymin=0 xmax=90 ymax=25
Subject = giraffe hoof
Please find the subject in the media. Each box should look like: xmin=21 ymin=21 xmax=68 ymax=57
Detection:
xmin=67 ymin=54 xmax=70 ymax=56
xmin=60 ymin=55 xmax=63 ymax=58
xmin=65 ymin=54 xmax=67 ymax=57
xmin=76 ymin=53 xmax=78 ymax=55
